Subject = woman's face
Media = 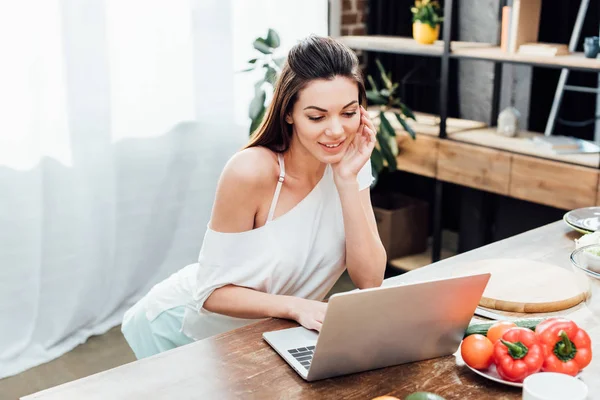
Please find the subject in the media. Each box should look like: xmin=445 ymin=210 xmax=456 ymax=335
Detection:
xmin=287 ymin=76 xmax=361 ymax=164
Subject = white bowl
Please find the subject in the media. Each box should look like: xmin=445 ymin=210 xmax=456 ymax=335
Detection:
xmin=523 ymin=372 xmax=588 ymax=400
xmin=570 ymin=244 xmax=600 ymax=320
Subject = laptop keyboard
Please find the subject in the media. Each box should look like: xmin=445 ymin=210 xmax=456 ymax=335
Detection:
xmin=287 ymin=345 xmax=315 ymax=370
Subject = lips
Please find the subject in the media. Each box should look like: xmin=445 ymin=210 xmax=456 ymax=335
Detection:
xmin=318 ymin=140 xmax=345 ymax=153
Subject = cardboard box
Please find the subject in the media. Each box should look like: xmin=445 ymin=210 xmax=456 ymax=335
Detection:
xmin=371 ymin=193 xmax=429 ymax=260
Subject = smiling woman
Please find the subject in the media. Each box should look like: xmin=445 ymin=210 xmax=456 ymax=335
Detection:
xmin=121 ymin=35 xmax=387 ymax=359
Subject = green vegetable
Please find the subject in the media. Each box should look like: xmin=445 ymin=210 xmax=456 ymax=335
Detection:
xmin=405 ymin=392 xmax=446 ymax=400
xmin=463 ymin=318 xmax=546 ymax=339
xmin=584 ymin=247 xmax=600 ymax=257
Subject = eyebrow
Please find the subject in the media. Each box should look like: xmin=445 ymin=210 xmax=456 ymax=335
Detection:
xmin=303 ymin=100 xmax=358 ymax=112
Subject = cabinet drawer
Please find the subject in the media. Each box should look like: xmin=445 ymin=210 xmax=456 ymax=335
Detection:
xmin=510 ymin=154 xmax=598 ymax=210
xmin=437 ymin=140 xmax=511 ymax=195
xmin=395 ymin=135 xmax=439 ymax=178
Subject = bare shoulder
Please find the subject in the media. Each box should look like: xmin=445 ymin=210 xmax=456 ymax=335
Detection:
xmin=210 ymin=147 xmax=279 ymax=233
xmin=222 ymin=146 xmax=278 ymax=186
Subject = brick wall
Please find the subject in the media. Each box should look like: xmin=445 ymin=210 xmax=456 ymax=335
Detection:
xmin=341 ymin=0 xmax=368 ymax=69
xmin=341 ymin=0 xmax=368 ymax=36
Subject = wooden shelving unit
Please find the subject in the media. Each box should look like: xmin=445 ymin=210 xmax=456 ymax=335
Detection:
xmin=338 ymin=1 xmax=600 ymax=262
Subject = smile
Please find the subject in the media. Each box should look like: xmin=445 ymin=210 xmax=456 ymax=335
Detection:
xmin=318 ymin=140 xmax=346 ymax=153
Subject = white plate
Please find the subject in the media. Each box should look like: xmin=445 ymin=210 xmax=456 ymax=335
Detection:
xmin=565 ymin=207 xmax=600 ymax=232
xmin=455 ymin=350 xmax=523 ymax=388
xmin=455 ymin=347 xmax=584 ymax=389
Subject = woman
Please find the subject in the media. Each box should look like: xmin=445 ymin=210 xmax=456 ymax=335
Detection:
xmin=121 ymin=35 xmax=387 ymax=359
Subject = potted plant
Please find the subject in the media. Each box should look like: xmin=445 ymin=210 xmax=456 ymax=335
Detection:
xmin=365 ymin=58 xmax=416 ymax=183
xmin=411 ymin=0 xmax=443 ymax=45
xmin=241 ymin=29 xmax=286 ymax=135
xmin=365 ymin=60 xmax=428 ymax=260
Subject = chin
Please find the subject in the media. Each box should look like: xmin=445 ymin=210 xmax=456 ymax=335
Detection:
xmin=313 ymin=148 xmax=346 ymax=164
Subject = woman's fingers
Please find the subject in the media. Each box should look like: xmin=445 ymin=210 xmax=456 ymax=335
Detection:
xmin=314 ymin=321 xmax=322 ymax=332
xmin=363 ymin=117 xmax=376 ymax=136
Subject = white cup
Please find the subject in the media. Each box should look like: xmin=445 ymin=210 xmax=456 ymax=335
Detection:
xmin=523 ymin=372 xmax=588 ymax=400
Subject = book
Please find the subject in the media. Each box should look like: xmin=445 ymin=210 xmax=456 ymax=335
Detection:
xmin=508 ymin=0 xmax=542 ymax=54
xmin=518 ymin=43 xmax=569 ymax=56
xmin=501 ymin=6 xmax=511 ymax=52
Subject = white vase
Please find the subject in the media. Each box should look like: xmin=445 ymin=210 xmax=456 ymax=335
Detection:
xmin=497 ymin=106 xmax=520 ymax=137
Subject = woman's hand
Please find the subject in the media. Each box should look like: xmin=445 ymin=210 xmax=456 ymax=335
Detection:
xmin=332 ymin=105 xmax=376 ymax=187
xmin=286 ymin=297 xmax=328 ymax=332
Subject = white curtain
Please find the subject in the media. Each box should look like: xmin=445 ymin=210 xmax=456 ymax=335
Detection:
xmin=0 ymin=0 xmax=327 ymax=379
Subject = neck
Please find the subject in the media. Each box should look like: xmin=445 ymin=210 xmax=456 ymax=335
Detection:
xmin=285 ymin=135 xmax=325 ymax=184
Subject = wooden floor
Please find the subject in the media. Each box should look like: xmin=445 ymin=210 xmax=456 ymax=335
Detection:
xmin=0 ymin=326 xmax=136 ymax=399
xmin=1 ymin=232 xmax=456 ymax=399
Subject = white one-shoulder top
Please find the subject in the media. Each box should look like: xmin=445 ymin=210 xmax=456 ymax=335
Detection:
xmin=143 ymin=154 xmax=373 ymax=340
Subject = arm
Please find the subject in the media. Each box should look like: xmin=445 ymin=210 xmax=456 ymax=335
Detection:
xmin=337 ymin=183 xmax=386 ymax=289
xmin=203 ymin=285 xmax=326 ymax=331
xmin=202 ymin=148 xmax=327 ymax=331
xmin=333 ymin=106 xmax=387 ymax=289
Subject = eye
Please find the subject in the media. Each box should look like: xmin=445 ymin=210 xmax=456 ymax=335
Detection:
xmin=343 ymin=111 xmax=357 ymax=118
xmin=308 ymin=116 xmax=324 ymax=121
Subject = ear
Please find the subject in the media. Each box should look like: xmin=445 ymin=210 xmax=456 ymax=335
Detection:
xmin=285 ymin=114 xmax=293 ymax=124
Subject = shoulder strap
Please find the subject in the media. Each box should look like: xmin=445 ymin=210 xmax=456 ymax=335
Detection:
xmin=266 ymin=153 xmax=285 ymax=223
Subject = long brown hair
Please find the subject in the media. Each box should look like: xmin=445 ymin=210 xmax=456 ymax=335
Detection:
xmin=244 ymin=35 xmax=367 ymax=152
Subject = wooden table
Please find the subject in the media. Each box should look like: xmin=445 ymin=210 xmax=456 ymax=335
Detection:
xmin=23 ymin=221 xmax=600 ymax=400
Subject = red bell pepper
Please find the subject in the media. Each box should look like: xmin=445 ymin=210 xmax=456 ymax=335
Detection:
xmin=493 ymin=327 xmax=544 ymax=382
xmin=535 ymin=317 xmax=592 ymax=376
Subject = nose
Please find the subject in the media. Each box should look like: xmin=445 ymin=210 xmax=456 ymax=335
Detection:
xmin=325 ymin=117 xmax=344 ymax=138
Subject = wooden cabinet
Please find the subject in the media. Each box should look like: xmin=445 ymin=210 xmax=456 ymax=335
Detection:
xmin=510 ymin=154 xmax=599 ymax=210
xmin=395 ymin=135 xmax=438 ymax=178
xmin=437 ymin=140 xmax=511 ymax=195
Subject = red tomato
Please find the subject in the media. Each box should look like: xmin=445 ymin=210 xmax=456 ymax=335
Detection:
xmin=461 ymin=334 xmax=494 ymax=370
xmin=487 ymin=321 xmax=517 ymax=344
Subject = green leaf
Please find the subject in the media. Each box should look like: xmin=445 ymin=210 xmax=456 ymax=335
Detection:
xmin=366 ymin=90 xmax=388 ymax=105
xmin=380 ymin=89 xmax=391 ymax=98
xmin=395 ymin=112 xmax=416 ymax=139
xmin=248 ymin=58 xmax=258 ymax=64
xmin=239 ymin=67 xmax=256 ymax=73
xmin=367 ymin=75 xmax=379 ymax=92
xmin=273 ymin=56 xmax=286 ymax=68
xmin=265 ymin=29 xmax=280 ymax=48
xmin=400 ymin=103 xmax=416 ymax=120
xmin=370 ymin=148 xmax=385 ymax=176
xmin=253 ymin=38 xmax=272 ymax=54
xmin=264 ymin=66 xmax=278 ymax=85
xmin=376 ymin=126 xmax=397 ymax=171
xmin=249 ymin=89 xmax=266 ymax=119
xmin=379 ymin=111 xmax=396 ymax=137
xmin=375 ymin=59 xmax=393 ymax=90
xmin=249 ymin=105 xmax=266 ymax=135
xmin=254 ymin=79 xmax=265 ymax=94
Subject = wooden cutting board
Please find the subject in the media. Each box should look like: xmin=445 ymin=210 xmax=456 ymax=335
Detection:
xmin=452 ymin=258 xmax=586 ymax=313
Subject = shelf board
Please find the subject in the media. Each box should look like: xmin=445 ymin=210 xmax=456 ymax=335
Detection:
xmin=452 ymin=46 xmax=600 ymax=72
xmin=339 ymin=35 xmax=600 ymax=72
xmin=389 ymin=246 xmax=456 ymax=272
xmin=366 ymin=108 xmax=487 ymax=137
xmin=338 ymin=35 xmax=492 ymax=57
xmin=449 ymin=128 xmax=600 ymax=168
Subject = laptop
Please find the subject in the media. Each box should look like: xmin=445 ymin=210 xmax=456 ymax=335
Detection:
xmin=263 ymin=273 xmax=490 ymax=381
